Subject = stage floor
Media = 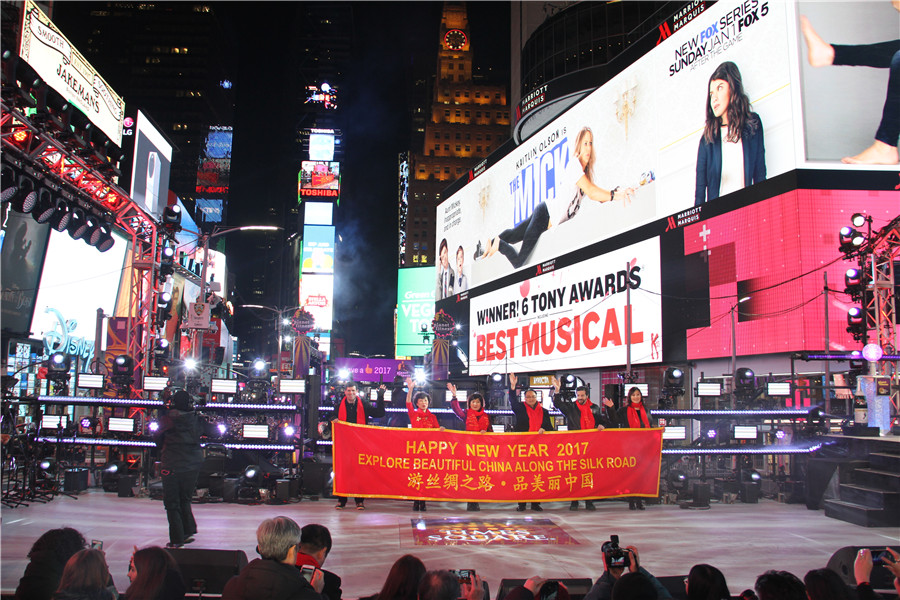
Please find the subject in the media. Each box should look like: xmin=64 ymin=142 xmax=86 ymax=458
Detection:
xmin=3 ymin=491 xmax=898 ymax=597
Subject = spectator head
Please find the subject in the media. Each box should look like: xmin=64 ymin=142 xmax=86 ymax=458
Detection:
xmin=300 ymin=524 xmax=332 ymax=565
xmin=171 ymin=389 xmax=192 ymax=411
xmin=27 ymin=527 xmax=86 ymax=565
xmin=803 ymin=569 xmax=854 ymax=600
xmin=686 ymin=564 xmax=731 ymax=600
xmin=755 ymin=571 xmax=805 ymax=600
xmin=126 ymin=546 xmax=184 ymax=600
xmin=256 ymin=516 xmax=301 ymax=563
xmin=738 ymin=591 xmax=759 ymax=600
xmin=612 ymin=572 xmax=658 ymax=600
xmin=419 ymin=570 xmax=460 ymax=600
xmin=56 ymin=549 xmax=110 ymax=593
xmin=377 ymin=554 xmax=426 ymax=600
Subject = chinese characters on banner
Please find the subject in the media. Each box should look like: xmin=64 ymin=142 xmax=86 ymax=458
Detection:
xmin=332 ymin=421 xmax=663 ymax=502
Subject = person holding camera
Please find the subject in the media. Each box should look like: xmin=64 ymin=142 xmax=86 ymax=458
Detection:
xmin=584 ymin=538 xmax=672 ymax=600
xmin=502 ymin=577 xmax=570 ymax=600
xmin=157 ymin=389 xmax=203 ymax=549
xmin=549 ymin=376 xmax=615 ymax=511
xmin=509 ymin=374 xmax=554 ymax=512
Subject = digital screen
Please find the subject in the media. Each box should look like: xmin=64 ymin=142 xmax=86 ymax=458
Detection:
xmin=445 ymin=390 xmax=467 ymax=403
xmin=396 ymin=267 xmax=436 ymax=358
xmin=108 ymin=417 xmax=134 ymax=433
xmin=767 ymin=382 xmax=792 ymax=396
xmin=299 ymin=274 xmax=333 ymax=330
xmin=211 ymin=378 xmax=237 ymax=394
xmin=697 ymin=382 xmax=722 ymax=397
xmin=41 ymin=415 xmax=68 ymax=429
xmin=280 ymin=379 xmax=306 ymax=394
xmin=195 ymin=198 xmax=224 ymax=223
xmin=299 ymin=161 xmax=340 ymax=199
xmin=143 ymin=376 xmax=169 ymax=391
xmin=242 ymin=424 xmax=269 ymax=439
xmin=370 ymin=390 xmax=393 ymax=403
xmin=733 ymin=425 xmax=758 ymax=440
xmin=301 ymin=226 xmax=335 ymax=274
xmin=129 ymin=110 xmax=172 ymax=217
xmin=77 ymin=373 xmax=104 ymax=389
xmin=304 ymin=202 xmax=334 ymax=225
xmin=309 ymin=132 xmax=335 ymax=161
xmin=662 ymin=426 xmax=687 ymax=440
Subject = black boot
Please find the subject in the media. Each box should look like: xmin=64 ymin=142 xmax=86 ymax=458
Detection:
xmin=636 ymin=499 xmax=645 ymax=510
xmin=628 ymin=500 xmax=636 ymax=510
xmin=467 ymin=502 xmax=480 ymax=511
xmin=585 ymin=501 xmax=596 ymax=511
xmin=531 ymin=503 xmax=543 ymax=511
xmin=420 ymin=501 xmax=427 ymax=511
xmin=516 ymin=503 xmax=526 ymax=511
xmin=413 ymin=501 xmax=420 ymax=511
xmin=569 ymin=501 xmax=579 ymax=511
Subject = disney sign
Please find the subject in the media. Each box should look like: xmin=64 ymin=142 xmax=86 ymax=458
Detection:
xmin=42 ymin=307 xmax=94 ymax=369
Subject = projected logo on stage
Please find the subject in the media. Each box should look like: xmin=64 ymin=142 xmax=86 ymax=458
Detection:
xmin=410 ymin=518 xmax=579 ymax=546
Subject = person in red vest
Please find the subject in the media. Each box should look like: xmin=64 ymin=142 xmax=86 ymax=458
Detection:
xmin=406 ymin=377 xmax=444 ymax=512
xmin=509 ymin=373 xmax=554 ymax=512
xmin=333 ymin=382 xmax=386 ymax=510
xmin=617 ymin=386 xmax=655 ymax=510
xmin=448 ymin=382 xmax=492 ymax=511
xmin=550 ymin=376 xmax=615 ymax=511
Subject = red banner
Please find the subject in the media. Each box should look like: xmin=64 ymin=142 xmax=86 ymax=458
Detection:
xmin=332 ymin=422 xmax=663 ymax=502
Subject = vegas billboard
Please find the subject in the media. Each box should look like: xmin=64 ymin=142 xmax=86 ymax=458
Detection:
xmin=396 ymin=267 xmax=436 ymax=358
xmin=436 ymin=0 xmax=897 ymax=292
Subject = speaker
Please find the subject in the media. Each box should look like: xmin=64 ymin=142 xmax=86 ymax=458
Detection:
xmin=223 ymin=477 xmax=239 ymax=502
xmin=604 ymin=384 xmax=621 ymax=407
xmin=273 ymin=479 xmax=292 ymax=502
xmin=117 ymin=475 xmax=137 ymax=497
xmin=495 ymin=579 xmax=592 ymax=600
xmin=64 ymin=468 xmax=88 ymax=492
xmin=301 ymin=461 xmax=329 ymax=496
xmin=167 ymin=548 xmax=248 ymax=595
xmin=691 ymin=482 xmax=710 ymax=508
xmin=306 ymin=374 xmax=321 ymax=440
xmin=826 ymin=546 xmax=898 ymax=590
xmin=740 ymin=482 xmax=760 ymax=503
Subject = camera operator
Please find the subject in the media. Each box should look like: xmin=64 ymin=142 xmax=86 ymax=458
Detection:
xmin=584 ymin=538 xmax=672 ymax=600
xmin=501 ymin=577 xmax=569 ymax=600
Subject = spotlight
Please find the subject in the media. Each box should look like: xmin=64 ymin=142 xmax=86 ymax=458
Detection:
xmin=80 ymin=417 xmax=93 ymax=429
xmin=844 ymin=268 xmax=864 ymax=301
xmin=243 ymin=465 xmax=258 ymax=480
xmin=283 ymin=424 xmax=295 ymax=437
xmin=337 ymin=368 xmax=350 ymax=381
xmin=105 ymin=463 xmax=119 ymax=474
xmin=40 ymin=459 xmax=52 ymax=470
xmin=862 ymin=343 xmax=883 ymax=362
xmin=847 ymin=307 xmax=866 ymax=342
xmin=88 ymin=221 xmax=111 ymax=247
xmin=706 ymin=429 xmax=717 ymax=439
xmin=489 ymin=372 xmax=504 ymax=385
xmin=663 ymin=367 xmax=685 ymax=388
xmin=414 ymin=367 xmax=426 ymax=385
xmin=734 ymin=367 xmax=755 ymax=391
xmin=32 ymin=188 xmax=55 ymax=223
xmin=775 ymin=429 xmax=786 ymax=440
xmin=148 ymin=421 xmax=159 ymax=432
xmin=850 ymin=213 xmax=868 ymax=228
xmin=153 ymin=338 xmax=170 ymax=359
xmin=111 ymin=354 xmax=135 ymax=387
xmin=1 ymin=164 xmax=18 ymax=202
xmin=162 ymin=204 xmax=182 ymax=228
xmin=156 ymin=291 xmax=172 ymax=328
xmin=217 ymin=422 xmax=227 ymax=435
xmin=48 ymin=352 xmax=71 ymax=374
xmin=184 ymin=358 xmax=198 ymax=370
xmin=159 ymin=245 xmax=175 ymax=278
xmin=9 ymin=174 xmax=38 ymax=214
xmin=48 ymin=198 xmax=72 ymax=232
xmin=560 ymin=374 xmax=585 ymax=393
xmin=250 ymin=359 xmax=267 ymax=380
xmin=67 ymin=206 xmax=88 ymax=239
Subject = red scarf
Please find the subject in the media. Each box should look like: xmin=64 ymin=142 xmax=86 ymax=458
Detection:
xmin=576 ymin=400 xmax=595 ymax=430
xmin=338 ymin=397 xmax=367 ymax=423
xmin=408 ymin=403 xmax=439 ymax=429
xmin=466 ymin=409 xmax=490 ymax=432
xmin=627 ymin=403 xmax=650 ymax=428
xmin=525 ymin=402 xmax=544 ymax=431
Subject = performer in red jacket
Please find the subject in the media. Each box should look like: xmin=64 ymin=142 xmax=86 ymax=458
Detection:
xmin=406 ymin=377 xmax=444 ymax=512
xmin=448 ymin=382 xmax=492 ymax=511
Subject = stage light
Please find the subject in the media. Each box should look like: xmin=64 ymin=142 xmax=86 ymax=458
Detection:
xmin=850 ymin=213 xmax=868 ymax=228
xmin=337 ymin=368 xmax=350 ymax=381
xmin=1 ymin=165 xmax=18 ymax=202
xmin=159 ymin=245 xmax=175 ymax=278
xmin=847 ymin=307 xmax=866 ymax=341
xmin=414 ymin=368 xmax=426 ymax=384
xmin=243 ymin=465 xmax=258 ymax=480
xmin=862 ymin=343 xmax=883 ymax=362
xmin=9 ymin=174 xmax=38 ymax=214
xmin=105 ymin=463 xmax=119 ymax=474
xmin=48 ymin=352 xmax=71 ymax=374
xmin=668 ymin=469 xmax=688 ymax=491
xmin=148 ymin=421 xmax=159 ymax=432
xmin=706 ymin=429 xmax=717 ymax=439
xmin=80 ymin=417 xmax=93 ymax=429
xmin=560 ymin=373 xmax=585 ymax=393
xmin=489 ymin=372 xmax=504 ymax=384
xmin=154 ymin=338 xmax=170 ymax=358
xmin=162 ymin=204 xmax=181 ymax=225
xmin=734 ymin=367 xmax=755 ymax=391
xmin=32 ymin=188 xmax=55 ymax=223
xmin=663 ymin=367 xmax=685 ymax=388
xmin=40 ymin=459 xmax=52 ymax=470
xmin=67 ymin=206 xmax=88 ymax=239
xmin=111 ymin=355 xmax=135 ymax=387
xmin=88 ymin=221 xmax=111 ymax=247
xmin=156 ymin=291 xmax=173 ymax=328
xmin=48 ymin=198 xmax=72 ymax=232
xmin=283 ymin=425 xmax=295 ymax=437
xmin=184 ymin=358 xmax=198 ymax=370
xmin=217 ymin=422 xmax=227 ymax=435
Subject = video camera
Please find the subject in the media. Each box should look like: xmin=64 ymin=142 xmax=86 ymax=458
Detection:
xmin=601 ymin=535 xmax=631 ymax=570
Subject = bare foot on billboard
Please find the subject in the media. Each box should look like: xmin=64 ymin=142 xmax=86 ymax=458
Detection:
xmin=480 ymin=237 xmax=500 ymax=258
xmin=799 ymin=16 xmax=834 ymax=67
xmin=842 ymin=141 xmax=899 ymax=165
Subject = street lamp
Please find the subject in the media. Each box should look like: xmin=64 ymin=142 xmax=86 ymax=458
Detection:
xmin=236 ymin=304 xmax=303 ymax=376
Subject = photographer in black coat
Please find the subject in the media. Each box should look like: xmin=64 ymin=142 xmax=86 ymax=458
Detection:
xmin=158 ymin=389 xmax=203 ymax=548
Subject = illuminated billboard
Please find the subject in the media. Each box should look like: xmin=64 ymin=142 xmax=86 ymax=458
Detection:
xmin=396 ymin=267 xmax=436 ymax=358
xmin=436 ymin=0 xmax=897 ymax=293
xmin=301 ymin=225 xmax=335 ymax=274
xmin=309 ymin=130 xmax=336 ymax=161
xmin=299 ymin=161 xmax=340 ymax=199
xmin=300 ymin=274 xmax=333 ymax=330
xmin=468 ymin=238 xmax=661 ymax=376
xmin=1 ymin=211 xmax=51 ymax=334
xmin=195 ymin=126 xmax=232 ymax=199
xmin=128 ymin=111 xmax=173 ymax=218
xmin=195 ymin=198 xmax=224 ymax=223
xmin=19 ymin=1 xmax=125 ymax=146
xmin=305 ymin=83 xmax=337 ymax=110
xmin=305 ymin=202 xmax=334 ymax=225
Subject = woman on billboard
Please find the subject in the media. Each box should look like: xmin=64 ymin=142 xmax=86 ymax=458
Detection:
xmin=479 ymin=126 xmax=633 ymax=269
xmin=694 ymin=61 xmax=766 ymax=207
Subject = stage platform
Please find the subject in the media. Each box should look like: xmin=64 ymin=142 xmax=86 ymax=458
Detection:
xmin=2 ymin=490 xmax=897 ymax=597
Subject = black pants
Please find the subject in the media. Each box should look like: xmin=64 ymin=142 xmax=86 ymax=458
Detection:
xmin=834 ymin=40 xmax=900 ymax=146
xmin=497 ymin=202 xmax=550 ymax=269
xmin=336 ymin=496 xmax=364 ymax=506
xmin=162 ymin=469 xmax=198 ymax=545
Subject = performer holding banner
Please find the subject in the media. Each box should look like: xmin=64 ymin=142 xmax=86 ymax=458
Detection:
xmin=550 ymin=376 xmax=615 ymax=511
xmin=509 ymin=374 xmax=554 ymax=512
xmin=618 ymin=386 xmax=656 ymax=511
xmin=448 ymin=382 xmax=491 ymax=511
xmin=333 ymin=382 xmax=386 ymax=510
xmin=406 ymin=378 xmax=444 ymax=512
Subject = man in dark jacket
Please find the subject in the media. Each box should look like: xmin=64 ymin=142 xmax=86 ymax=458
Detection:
xmin=294 ymin=524 xmax=342 ymax=600
xmin=332 ymin=382 xmax=385 ymax=509
xmin=508 ymin=374 xmax=554 ymax=512
xmin=223 ymin=517 xmax=324 ymax=600
xmin=158 ymin=389 xmax=203 ymax=548
xmin=550 ymin=377 xmax=615 ymax=511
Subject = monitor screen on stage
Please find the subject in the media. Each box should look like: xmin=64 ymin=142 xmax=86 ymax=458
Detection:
xmin=211 ymin=378 xmax=237 ymax=394
xmin=242 ymin=424 xmax=269 ymax=439
xmin=77 ymin=373 xmax=105 ymax=389
xmin=697 ymin=382 xmax=722 ymax=397
xmin=41 ymin=415 xmax=67 ymax=430
xmin=143 ymin=376 xmax=169 ymax=391
xmin=767 ymin=382 xmax=791 ymax=396
xmin=279 ymin=379 xmax=306 ymax=394
xmin=663 ymin=426 xmax=687 ymax=440
xmin=108 ymin=417 xmax=135 ymax=433
xmin=733 ymin=425 xmax=758 ymax=440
